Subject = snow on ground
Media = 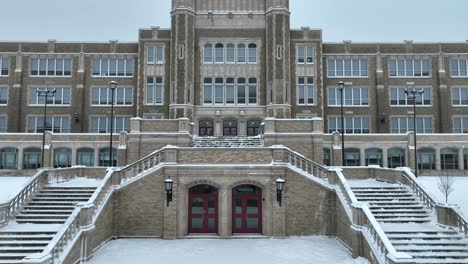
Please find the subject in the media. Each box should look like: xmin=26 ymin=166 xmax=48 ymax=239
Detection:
xmin=0 ymin=176 xmax=31 ymax=203
xmin=47 ymin=177 xmax=101 ymax=187
xmin=417 ymin=176 xmax=468 ymax=217
xmin=87 ymin=237 xmax=368 ymax=264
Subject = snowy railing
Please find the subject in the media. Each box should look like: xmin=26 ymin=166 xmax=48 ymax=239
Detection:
xmin=285 ymin=149 xmax=329 ymax=180
xmin=118 ymin=148 xmax=166 ymax=184
xmin=399 ymin=170 xmax=436 ymax=211
xmin=0 ymin=169 xmax=47 ymax=228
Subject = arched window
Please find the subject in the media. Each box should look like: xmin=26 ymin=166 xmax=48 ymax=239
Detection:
xmin=387 ymin=148 xmax=405 ymax=168
xmin=247 ymin=120 xmax=262 ymax=136
xmin=344 ymin=148 xmax=360 ymax=166
xmin=323 ymin=148 xmax=331 ymax=166
xmin=226 ymin=43 xmax=235 ymax=63
xmin=441 ymin=148 xmax=458 ymax=170
xmin=223 ymin=120 xmax=238 ymax=136
xmin=237 ymin=44 xmax=246 ymax=63
xmin=365 ymin=148 xmax=383 ymax=166
xmin=248 ymin=43 xmax=257 ymax=63
xmin=203 ymin=77 xmax=213 ymax=104
xmin=204 ymin=43 xmax=213 ymax=63
xmin=23 ymin=147 xmax=41 ymax=169
xmin=77 ymin=148 xmax=94 ymax=167
xmin=199 ymin=120 xmax=214 ymax=137
xmin=99 ymin=148 xmax=117 ymax=167
xmin=215 ymin=43 xmax=224 ymax=63
xmin=248 ymin=77 xmax=257 ymax=104
xmin=0 ymin=148 xmax=17 ymax=169
xmin=54 ymin=148 xmax=71 ymax=168
xmin=418 ymin=148 xmax=435 ymax=170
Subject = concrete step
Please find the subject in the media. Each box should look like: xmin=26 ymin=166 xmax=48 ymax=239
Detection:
xmin=0 ymin=240 xmax=50 ymax=246
xmin=373 ymin=213 xmax=432 ymax=218
xmin=16 ymin=214 xmax=70 ymax=219
xmin=35 ymin=193 xmax=93 ymax=197
xmin=395 ymin=245 xmax=468 ymax=252
xmin=378 ymin=217 xmax=432 ymax=223
xmin=388 ymin=233 xmax=464 ymax=239
xmin=411 ymin=258 xmax=468 ymax=264
xmin=24 ymin=205 xmax=76 ymax=210
xmin=0 ymin=235 xmax=55 ymax=240
xmin=40 ymin=189 xmax=95 ymax=193
xmin=391 ymin=240 xmax=467 ymax=246
xmin=409 ymin=252 xmax=468 ymax=258
xmin=15 ymin=219 xmax=66 ymax=224
xmin=20 ymin=209 xmax=74 ymax=214
xmin=0 ymin=253 xmax=30 ymax=259
xmin=0 ymin=247 xmax=44 ymax=253
xmin=31 ymin=197 xmax=90 ymax=201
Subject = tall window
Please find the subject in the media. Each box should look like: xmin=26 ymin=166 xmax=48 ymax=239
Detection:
xmin=99 ymin=148 xmax=117 ymax=167
xmin=28 ymin=87 xmax=70 ymax=105
xmin=328 ymin=117 xmax=369 ymax=134
xmin=237 ymin=44 xmax=246 ymax=63
xmin=365 ymin=148 xmax=383 ymax=166
xmin=147 ymin=45 xmax=164 ymax=64
xmin=90 ymin=116 xmax=130 ymax=133
xmin=226 ymin=44 xmax=235 ymax=63
xmin=92 ymin=58 xmax=133 ymax=77
xmin=391 ymin=117 xmax=433 ymax=134
xmin=298 ymin=77 xmax=314 ymax=105
xmin=440 ymin=148 xmax=458 ymax=170
xmin=418 ymin=148 xmax=435 ymax=170
xmin=146 ymin=76 xmax=163 ymax=105
xmin=215 ymin=43 xmax=224 ymax=63
xmin=390 ymin=87 xmax=432 ymax=106
xmin=328 ymin=87 xmax=368 ymax=106
xmin=23 ymin=148 xmax=41 ymax=169
xmin=0 ymin=116 xmax=6 ymax=132
xmin=0 ymin=87 xmax=8 ymax=105
xmin=203 ymin=77 xmax=257 ymax=105
xmin=0 ymin=148 xmax=17 ymax=169
xmin=248 ymin=44 xmax=257 ymax=63
xmin=297 ymin=46 xmax=314 ymax=64
xmin=91 ymin=87 xmax=133 ymax=106
xmin=202 ymin=41 xmax=257 ymax=64
xmin=27 ymin=116 xmax=70 ymax=133
xmin=327 ymin=59 xmax=368 ymax=77
xmin=389 ymin=59 xmax=431 ymax=77
xmin=77 ymin=148 xmax=94 ymax=167
xmin=387 ymin=148 xmax=405 ymax=168
xmin=323 ymin=148 xmax=331 ymax=166
xmin=450 ymin=59 xmax=468 ymax=77
xmin=31 ymin=58 xmax=72 ymax=76
xmin=452 ymin=87 xmax=468 ymax=106
xmin=453 ymin=117 xmax=468 ymax=133
xmin=247 ymin=120 xmax=262 ymax=136
xmin=199 ymin=120 xmax=214 ymax=136
xmin=0 ymin=57 xmax=9 ymax=76
xmin=344 ymin=148 xmax=360 ymax=166
xmin=204 ymin=44 xmax=213 ymax=63
xmin=54 ymin=148 xmax=71 ymax=168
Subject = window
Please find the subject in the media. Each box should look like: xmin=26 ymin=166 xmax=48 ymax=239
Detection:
xmin=390 ymin=87 xmax=432 ymax=106
xmin=91 ymin=87 xmax=133 ymax=106
xmin=248 ymin=43 xmax=257 ymax=63
xmin=237 ymin=44 xmax=246 ymax=63
xmin=199 ymin=120 xmax=214 ymax=136
xmin=27 ymin=116 xmax=70 ymax=133
xmin=389 ymin=59 xmax=431 ymax=77
xmin=0 ymin=87 xmax=7 ymax=105
xmin=297 ymin=46 xmax=314 ymax=64
xmin=77 ymin=148 xmax=94 ymax=167
xmin=323 ymin=148 xmax=331 ymax=166
xmin=142 ymin=114 xmax=163 ymax=119
xmin=90 ymin=116 xmax=130 ymax=133
xmin=298 ymin=77 xmax=314 ymax=105
xmin=226 ymin=44 xmax=235 ymax=63
xmin=215 ymin=43 xmax=224 ymax=63
xmin=54 ymin=148 xmax=71 ymax=168
xmin=0 ymin=116 xmax=6 ymax=132
xmin=203 ymin=41 xmax=257 ymax=64
xmin=28 ymin=87 xmax=70 ymax=105
xmin=453 ymin=117 xmax=468 ymax=133
xmin=203 ymin=77 xmax=257 ymax=105
xmin=23 ymin=148 xmax=41 ymax=169
xmin=387 ymin=148 xmax=405 ymax=168
xmin=418 ymin=148 xmax=435 ymax=170
xmin=92 ymin=58 xmax=133 ymax=77
xmin=328 ymin=87 xmax=368 ymax=106
xmin=441 ymin=148 xmax=458 ymax=170
xmin=247 ymin=120 xmax=261 ymax=136
xmin=391 ymin=117 xmax=433 ymax=134
xmin=31 ymin=58 xmax=71 ymax=76
xmin=365 ymin=148 xmax=383 ymax=166
xmin=0 ymin=148 xmax=17 ymax=169
xmin=344 ymin=148 xmax=360 ymax=166
xmin=276 ymin=46 xmax=283 ymax=60
xmin=450 ymin=59 xmax=468 ymax=77
xmin=147 ymin=45 xmax=164 ymax=64
xmin=0 ymin=57 xmax=9 ymax=76
xmin=146 ymin=76 xmax=163 ymax=105
xmin=328 ymin=117 xmax=369 ymax=134
xmin=327 ymin=59 xmax=368 ymax=77
xmin=223 ymin=120 xmax=238 ymax=136
xmin=99 ymin=148 xmax=117 ymax=167
xmin=452 ymin=87 xmax=468 ymax=106
xmin=204 ymin=44 xmax=213 ymax=63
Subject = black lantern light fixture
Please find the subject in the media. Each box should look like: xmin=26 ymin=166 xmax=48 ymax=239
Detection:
xmin=164 ymin=178 xmax=174 ymax=207
xmin=276 ymin=177 xmax=286 ymax=207
xmin=404 ymin=82 xmax=424 ymax=178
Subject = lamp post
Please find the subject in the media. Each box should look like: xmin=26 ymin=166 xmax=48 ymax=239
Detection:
xmin=276 ymin=177 xmax=286 ymax=207
xmin=338 ymin=81 xmax=345 ymax=166
xmin=36 ymin=88 xmax=56 ymax=168
xmin=164 ymin=178 xmax=174 ymax=207
xmin=109 ymin=81 xmax=117 ymax=167
xmin=404 ymin=83 xmax=424 ymax=177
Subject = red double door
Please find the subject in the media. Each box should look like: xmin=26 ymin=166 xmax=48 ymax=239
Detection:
xmin=188 ymin=186 xmax=218 ymax=233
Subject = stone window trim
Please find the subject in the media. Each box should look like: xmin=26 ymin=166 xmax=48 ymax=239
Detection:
xmin=145 ymin=76 xmax=164 ymax=106
xmin=202 ymin=76 xmax=258 ymax=106
xmin=201 ymin=39 xmax=261 ymax=65
xmin=326 ymin=56 xmax=369 ymax=78
xmin=452 ymin=116 xmax=468 ymax=134
xmin=26 ymin=115 xmax=70 ymax=133
xmin=142 ymin=113 xmax=164 ymax=119
xmin=296 ymin=45 xmax=314 ymax=65
xmin=92 ymin=57 xmax=134 ymax=78
xmin=89 ymin=115 xmax=131 ymax=134
xmin=449 ymin=58 xmax=468 ymax=78
xmin=297 ymin=76 xmax=315 ymax=106
xmin=146 ymin=44 xmax=165 ymax=65
xmin=327 ymin=86 xmax=369 ymax=107
xmin=27 ymin=86 xmax=71 ymax=107
xmin=0 ymin=86 xmax=8 ymax=105
xmin=296 ymin=114 xmax=318 ymax=119
xmin=0 ymin=56 xmax=9 ymax=76
xmin=389 ymin=87 xmax=432 ymax=107
xmin=390 ymin=115 xmax=433 ymax=134
xmin=388 ymin=57 xmax=432 ymax=78
xmin=451 ymin=86 xmax=468 ymax=106
xmin=327 ymin=116 xmax=370 ymax=134
xmin=90 ymin=86 xmax=134 ymax=107
xmin=30 ymin=57 xmax=73 ymax=77
xmin=0 ymin=115 xmax=7 ymax=133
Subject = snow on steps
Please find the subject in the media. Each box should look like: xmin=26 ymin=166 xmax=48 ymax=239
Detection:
xmin=349 ymin=180 xmax=468 ymax=264
xmin=192 ymin=136 xmax=264 ymax=148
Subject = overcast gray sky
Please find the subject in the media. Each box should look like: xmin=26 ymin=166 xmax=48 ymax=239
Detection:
xmin=2 ymin=0 xmax=468 ymax=42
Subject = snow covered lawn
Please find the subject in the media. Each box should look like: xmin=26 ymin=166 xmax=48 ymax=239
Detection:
xmin=88 ymin=237 xmax=368 ymax=264
xmin=417 ymin=176 xmax=468 ymax=217
xmin=0 ymin=176 xmax=31 ymax=203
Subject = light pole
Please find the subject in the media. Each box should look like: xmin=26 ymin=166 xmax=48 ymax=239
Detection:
xmin=338 ymin=81 xmax=345 ymax=166
xmin=404 ymin=83 xmax=424 ymax=177
xmin=36 ymin=88 xmax=56 ymax=168
xmin=109 ymin=81 xmax=117 ymax=167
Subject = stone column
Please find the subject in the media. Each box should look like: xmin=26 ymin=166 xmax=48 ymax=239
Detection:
xmin=435 ymin=148 xmax=441 ymax=171
xmin=458 ymin=148 xmax=464 ymax=171
xmin=360 ymin=148 xmax=366 ymax=166
xmin=382 ymin=148 xmax=388 ymax=168
xmin=17 ymin=148 xmax=23 ymax=170
xmin=219 ymin=186 xmax=230 ymax=237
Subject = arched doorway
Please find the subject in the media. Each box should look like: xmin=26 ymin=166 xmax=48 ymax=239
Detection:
xmin=223 ymin=120 xmax=238 ymax=136
xmin=232 ymin=185 xmax=262 ymax=234
xmin=188 ymin=184 xmax=218 ymax=234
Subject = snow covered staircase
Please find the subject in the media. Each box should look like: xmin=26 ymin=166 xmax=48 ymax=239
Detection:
xmin=15 ymin=186 xmax=97 ymax=224
xmin=192 ymin=136 xmax=264 ymax=148
xmin=0 ymin=230 xmax=56 ymax=264
xmin=349 ymin=180 xmax=468 ymax=264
